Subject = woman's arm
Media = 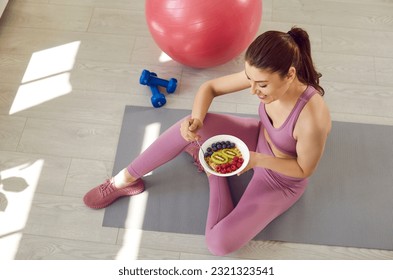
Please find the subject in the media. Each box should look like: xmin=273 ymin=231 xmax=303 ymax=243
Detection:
xmin=239 ymin=95 xmax=331 ymax=178
xmin=251 ymin=120 xmax=329 ymax=178
xmin=191 ymin=71 xmax=250 ymax=123
xmin=181 ymin=71 xmax=250 ymax=141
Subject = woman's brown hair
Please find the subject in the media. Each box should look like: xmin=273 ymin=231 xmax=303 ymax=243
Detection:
xmin=245 ymin=27 xmax=324 ymax=96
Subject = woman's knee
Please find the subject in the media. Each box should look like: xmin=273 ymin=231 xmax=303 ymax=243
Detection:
xmin=205 ymin=232 xmax=237 ymax=256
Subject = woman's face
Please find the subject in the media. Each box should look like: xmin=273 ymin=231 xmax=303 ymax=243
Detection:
xmin=244 ymin=62 xmax=294 ymax=104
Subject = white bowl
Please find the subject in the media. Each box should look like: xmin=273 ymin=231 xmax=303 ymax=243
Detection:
xmin=198 ymin=134 xmax=250 ymax=177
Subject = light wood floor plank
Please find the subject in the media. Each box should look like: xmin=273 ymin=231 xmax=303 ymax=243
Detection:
xmin=0 ymin=53 xmax=30 ymax=85
xmin=0 ymin=115 xmax=26 ymax=151
xmin=11 ymin=90 xmax=135 ymax=125
xmin=273 ymin=0 xmax=393 ymax=31
xmin=15 ymin=234 xmax=180 ymax=260
xmin=0 ymin=27 xmax=136 ymax=63
xmin=315 ymin=52 xmax=375 ymax=85
xmin=24 ymin=193 xmax=119 ymax=244
xmin=324 ymin=82 xmax=393 ymax=118
xmin=0 ymin=151 xmax=70 ymax=195
xmin=375 ymin=57 xmax=393 ymax=87
xmin=322 ymin=26 xmax=381 ymax=56
xmin=15 ymin=234 xmax=121 ymax=260
xmin=88 ymin=8 xmax=149 ymax=36
xmin=64 ymin=158 xmax=114 ymax=197
xmin=17 ymin=118 xmax=120 ymax=161
xmin=49 ymin=0 xmax=140 ymax=11
xmin=0 ymin=84 xmax=17 ymax=115
xmin=1 ymin=2 xmax=93 ymax=31
xmin=69 ymin=60 xmax=148 ymax=93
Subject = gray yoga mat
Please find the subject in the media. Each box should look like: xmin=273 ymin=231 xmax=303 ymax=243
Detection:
xmin=103 ymin=106 xmax=393 ymax=251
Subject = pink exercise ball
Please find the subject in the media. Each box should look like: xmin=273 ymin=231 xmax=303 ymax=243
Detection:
xmin=145 ymin=0 xmax=262 ymax=68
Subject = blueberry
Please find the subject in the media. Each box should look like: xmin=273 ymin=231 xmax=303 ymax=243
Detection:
xmin=222 ymin=144 xmax=227 ymax=149
xmin=212 ymin=147 xmax=217 ymax=151
xmin=207 ymin=147 xmax=212 ymax=152
xmin=204 ymin=152 xmax=209 ymax=157
xmin=216 ymin=144 xmax=222 ymax=149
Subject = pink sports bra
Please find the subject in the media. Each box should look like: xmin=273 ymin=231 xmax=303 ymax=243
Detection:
xmin=259 ymin=85 xmax=317 ymax=157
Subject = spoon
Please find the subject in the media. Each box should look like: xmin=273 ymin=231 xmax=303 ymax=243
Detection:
xmin=188 ymin=119 xmax=205 ymax=154
xmin=195 ymin=139 xmax=205 ymax=155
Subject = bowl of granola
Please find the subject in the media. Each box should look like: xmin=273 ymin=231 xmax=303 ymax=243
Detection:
xmin=198 ymin=134 xmax=250 ymax=177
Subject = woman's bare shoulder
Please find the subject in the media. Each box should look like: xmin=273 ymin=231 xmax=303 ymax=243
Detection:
xmin=296 ymin=92 xmax=331 ymax=136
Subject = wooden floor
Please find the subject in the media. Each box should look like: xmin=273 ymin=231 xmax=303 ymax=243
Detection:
xmin=0 ymin=0 xmax=392 ymax=260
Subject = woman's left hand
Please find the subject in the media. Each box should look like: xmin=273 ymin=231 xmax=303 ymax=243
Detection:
xmin=237 ymin=152 xmax=272 ymax=176
xmin=237 ymin=151 xmax=258 ymax=176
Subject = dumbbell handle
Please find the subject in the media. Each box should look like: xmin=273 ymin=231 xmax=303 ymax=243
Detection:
xmin=140 ymin=69 xmax=168 ymax=86
xmin=150 ymin=86 xmax=166 ymax=108
xmin=140 ymin=69 xmax=177 ymax=93
xmin=150 ymin=76 xmax=170 ymax=87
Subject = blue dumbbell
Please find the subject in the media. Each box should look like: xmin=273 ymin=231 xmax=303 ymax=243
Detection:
xmin=150 ymin=85 xmax=166 ymax=108
xmin=140 ymin=69 xmax=177 ymax=93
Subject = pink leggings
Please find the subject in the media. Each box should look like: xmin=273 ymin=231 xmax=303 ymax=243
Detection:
xmin=127 ymin=113 xmax=308 ymax=256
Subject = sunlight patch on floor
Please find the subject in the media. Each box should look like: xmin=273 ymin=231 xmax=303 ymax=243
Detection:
xmin=115 ymin=192 xmax=149 ymax=260
xmin=9 ymin=41 xmax=80 ymax=115
xmin=115 ymin=122 xmax=161 ymax=259
xmin=0 ymin=159 xmax=44 ymax=259
xmin=159 ymin=51 xmax=173 ymax=63
xmin=139 ymin=122 xmax=162 ymax=177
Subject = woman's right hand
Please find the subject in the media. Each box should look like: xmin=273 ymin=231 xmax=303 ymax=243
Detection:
xmin=180 ymin=117 xmax=203 ymax=142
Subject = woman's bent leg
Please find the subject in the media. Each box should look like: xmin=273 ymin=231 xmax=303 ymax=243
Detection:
xmin=127 ymin=113 xmax=261 ymax=178
xmin=126 ymin=117 xmax=190 ymax=178
xmin=205 ymin=168 xmax=307 ymax=256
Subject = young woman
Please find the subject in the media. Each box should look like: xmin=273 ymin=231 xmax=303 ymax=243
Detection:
xmin=84 ymin=27 xmax=331 ymax=256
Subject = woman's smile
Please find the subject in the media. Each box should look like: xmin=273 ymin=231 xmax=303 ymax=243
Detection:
xmin=256 ymin=93 xmax=269 ymax=102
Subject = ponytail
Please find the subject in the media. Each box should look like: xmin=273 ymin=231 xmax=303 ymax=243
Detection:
xmin=245 ymin=27 xmax=324 ymax=96
xmin=287 ymin=27 xmax=324 ymax=96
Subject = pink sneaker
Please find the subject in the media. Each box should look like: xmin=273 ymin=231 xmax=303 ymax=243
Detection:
xmin=83 ymin=178 xmax=145 ymax=209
